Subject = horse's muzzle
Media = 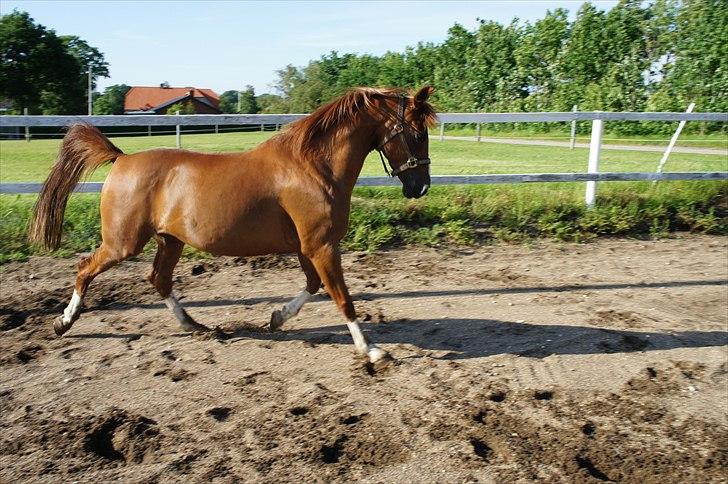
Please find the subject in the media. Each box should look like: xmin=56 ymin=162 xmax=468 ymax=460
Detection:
xmin=403 ymin=182 xmax=429 ymax=199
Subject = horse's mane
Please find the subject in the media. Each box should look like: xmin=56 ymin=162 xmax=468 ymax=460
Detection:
xmin=274 ymin=87 xmax=437 ymax=159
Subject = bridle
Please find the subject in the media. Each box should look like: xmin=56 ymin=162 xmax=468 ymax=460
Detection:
xmin=376 ymin=94 xmax=431 ymax=177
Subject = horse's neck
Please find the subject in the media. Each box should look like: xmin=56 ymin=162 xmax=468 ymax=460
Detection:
xmin=326 ymin=124 xmax=375 ymax=193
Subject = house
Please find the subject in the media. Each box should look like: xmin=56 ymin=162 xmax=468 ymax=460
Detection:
xmin=124 ymin=85 xmax=221 ymax=114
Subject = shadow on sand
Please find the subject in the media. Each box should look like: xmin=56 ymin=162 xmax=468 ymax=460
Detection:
xmin=221 ymin=317 xmax=728 ymax=360
xmin=102 ymin=278 xmax=727 ymax=311
xmin=75 ymin=277 xmax=727 ymax=360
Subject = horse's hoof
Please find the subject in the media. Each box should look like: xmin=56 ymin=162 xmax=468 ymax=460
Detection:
xmin=367 ymin=346 xmax=391 ymax=364
xmin=180 ymin=318 xmax=210 ymax=333
xmin=269 ymin=310 xmax=284 ymax=332
xmin=53 ymin=316 xmax=70 ymax=336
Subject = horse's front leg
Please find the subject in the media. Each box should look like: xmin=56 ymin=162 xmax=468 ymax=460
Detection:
xmin=305 ymin=243 xmax=389 ymax=363
xmin=270 ymin=252 xmax=320 ymax=331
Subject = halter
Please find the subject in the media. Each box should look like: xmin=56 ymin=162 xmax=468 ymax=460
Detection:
xmin=376 ymin=94 xmax=431 ymax=177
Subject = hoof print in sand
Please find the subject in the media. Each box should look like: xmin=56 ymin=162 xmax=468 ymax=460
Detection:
xmin=289 ymin=406 xmax=310 ymax=417
xmin=207 ymin=407 xmax=232 ymax=422
xmin=153 ymin=367 xmax=196 ymax=382
xmin=469 ymin=438 xmax=493 ymax=461
xmin=340 ymin=413 xmax=366 ymax=425
xmin=16 ymin=344 xmax=44 ymax=364
xmin=83 ymin=410 xmax=160 ymax=464
xmin=533 ymin=390 xmax=554 ymax=401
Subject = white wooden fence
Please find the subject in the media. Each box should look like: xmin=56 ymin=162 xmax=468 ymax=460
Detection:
xmin=1 ymin=112 xmax=726 ymax=205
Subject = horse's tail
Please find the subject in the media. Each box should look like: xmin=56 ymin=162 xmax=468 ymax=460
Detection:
xmin=29 ymin=123 xmax=123 ymax=250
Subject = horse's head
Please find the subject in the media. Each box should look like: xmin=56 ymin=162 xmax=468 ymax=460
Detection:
xmin=375 ymin=86 xmax=436 ymax=199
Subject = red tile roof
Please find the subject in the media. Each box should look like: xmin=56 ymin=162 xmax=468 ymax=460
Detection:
xmin=124 ymin=86 xmax=220 ymax=111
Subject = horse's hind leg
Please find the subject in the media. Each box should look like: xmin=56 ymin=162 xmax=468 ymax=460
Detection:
xmin=269 ymin=252 xmax=321 ymax=331
xmin=147 ymin=235 xmax=209 ymax=332
xmin=54 ymin=243 xmax=133 ymax=336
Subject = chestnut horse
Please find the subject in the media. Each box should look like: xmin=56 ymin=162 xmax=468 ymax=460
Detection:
xmin=30 ymin=86 xmax=436 ymax=363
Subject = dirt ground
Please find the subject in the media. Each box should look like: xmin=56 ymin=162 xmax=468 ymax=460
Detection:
xmin=1 ymin=235 xmax=726 ymax=483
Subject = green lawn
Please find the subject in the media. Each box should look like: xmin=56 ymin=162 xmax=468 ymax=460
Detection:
xmin=439 ymin=125 xmax=728 ymax=149
xmin=1 ymin=130 xmax=726 ymax=182
xmin=2 ymin=130 xmax=725 ymax=262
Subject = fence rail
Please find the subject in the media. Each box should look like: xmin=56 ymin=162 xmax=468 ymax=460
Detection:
xmin=1 ymin=112 xmax=726 ymax=205
xmin=2 ymin=172 xmax=725 ymax=195
xmin=1 ymin=111 xmax=726 ymax=127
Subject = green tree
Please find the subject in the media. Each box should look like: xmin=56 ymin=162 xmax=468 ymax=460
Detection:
xmin=515 ymin=9 xmax=569 ymax=110
xmin=274 ymin=64 xmax=303 ymax=100
xmin=650 ymin=0 xmax=728 ymax=114
xmin=434 ymin=24 xmax=477 ymax=111
xmin=257 ymin=93 xmax=288 ymax=113
xmin=92 ymin=84 xmax=130 ymax=114
xmin=60 ymin=35 xmax=109 ymax=90
xmin=219 ymin=90 xmax=239 ymax=113
xmin=265 ymin=0 xmax=726 ymax=135
xmin=555 ymin=3 xmax=608 ymax=108
xmin=405 ymin=42 xmax=439 ymax=87
xmin=238 ymin=85 xmax=259 ymax=113
xmin=335 ymin=54 xmax=381 ymax=90
xmin=377 ymin=51 xmax=410 ymax=87
xmin=469 ymin=19 xmax=524 ymax=110
xmin=284 ymin=62 xmax=329 ymax=113
xmin=0 ymin=11 xmax=86 ymax=113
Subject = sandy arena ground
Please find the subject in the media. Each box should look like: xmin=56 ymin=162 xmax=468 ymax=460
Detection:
xmin=1 ymin=235 xmax=727 ymax=483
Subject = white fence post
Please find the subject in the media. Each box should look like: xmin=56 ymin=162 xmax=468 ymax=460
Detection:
xmin=148 ymin=125 xmax=152 ymax=136
xmin=175 ymin=110 xmax=181 ymax=148
xmin=570 ymin=104 xmax=577 ymax=149
xmin=655 ymin=102 xmax=695 ymax=177
xmin=439 ymin=123 xmax=445 ymax=141
xmin=23 ymin=108 xmax=30 ymax=142
xmin=585 ymin=116 xmax=603 ymax=208
xmin=476 ymin=123 xmax=481 ymax=142
xmin=215 ymin=124 xmax=219 ymax=134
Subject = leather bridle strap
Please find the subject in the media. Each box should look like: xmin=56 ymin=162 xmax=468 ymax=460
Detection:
xmin=376 ymin=94 xmax=431 ymax=177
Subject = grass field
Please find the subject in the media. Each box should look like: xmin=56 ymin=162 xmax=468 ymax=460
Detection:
xmin=1 ymin=131 xmax=726 ymax=182
xmin=1 ymin=131 xmax=725 ymax=262
xmin=439 ymin=124 xmax=728 ymax=149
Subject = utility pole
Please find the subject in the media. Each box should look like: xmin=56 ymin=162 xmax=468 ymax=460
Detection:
xmin=87 ymin=66 xmax=93 ymax=115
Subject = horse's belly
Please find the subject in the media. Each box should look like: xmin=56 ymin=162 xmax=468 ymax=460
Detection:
xmin=164 ymin=202 xmax=298 ymax=257
xmin=201 ymin=219 xmax=299 ymax=257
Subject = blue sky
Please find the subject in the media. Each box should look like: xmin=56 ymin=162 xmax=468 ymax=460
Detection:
xmin=2 ymin=1 xmax=618 ymax=95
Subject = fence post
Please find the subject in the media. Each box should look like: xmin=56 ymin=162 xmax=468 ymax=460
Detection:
xmin=148 ymin=125 xmax=152 ymax=136
xmin=439 ymin=123 xmax=445 ymax=141
xmin=175 ymin=110 xmax=181 ymax=148
xmin=570 ymin=104 xmax=577 ymax=149
xmin=585 ymin=115 xmax=603 ymax=208
xmin=655 ymin=102 xmax=695 ymax=178
xmin=215 ymin=124 xmax=219 ymax=134
xmin=476 ymin=123 xmax=481 ymax=142
xmin=23 ymin=108 xmax=30 ymax=142
xmin=260 ymin=124 xmax=264 ymax=132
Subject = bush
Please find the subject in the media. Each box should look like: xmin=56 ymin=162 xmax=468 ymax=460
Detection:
xmin=1 ymin=181 xmax=726 ymax=262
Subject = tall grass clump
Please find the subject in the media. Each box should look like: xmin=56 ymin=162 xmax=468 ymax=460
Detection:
xmin=1 ymin=181 xmax=725 ymax=262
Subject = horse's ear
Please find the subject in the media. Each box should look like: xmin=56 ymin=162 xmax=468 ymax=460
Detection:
xmin=413 ymin=86 xmax=434 ymax=106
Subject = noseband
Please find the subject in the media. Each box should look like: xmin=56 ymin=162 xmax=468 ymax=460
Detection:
xmin=376 ymin=94 xmax=431 ymax=177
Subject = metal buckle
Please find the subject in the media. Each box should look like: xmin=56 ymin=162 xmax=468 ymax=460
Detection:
xmin=406 ymin=157 xmax=419 ymax=168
